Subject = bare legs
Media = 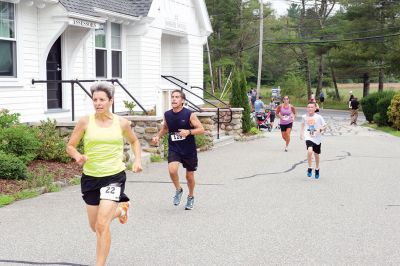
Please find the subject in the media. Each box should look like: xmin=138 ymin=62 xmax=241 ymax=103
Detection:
xmin=86 ymin=201 xmax=122 ymax=266
xmin=280 ymin=128 xmax=292 ymax=150
xmin=307 ymin=147 xmax=320 ymax=169
xmin=168 ymin=162 xmax=195 ymax=197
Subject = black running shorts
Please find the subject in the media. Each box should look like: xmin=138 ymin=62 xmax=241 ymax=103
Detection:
xmin=168 ymin=150 xmax=198 ymax=171
xmin=81 ymin=171 xmax=130 ymax=206
xmin=306 ymin=140 xmax=321 ymax=154
xmin=280 ymin=122 xmax=293 ymax=132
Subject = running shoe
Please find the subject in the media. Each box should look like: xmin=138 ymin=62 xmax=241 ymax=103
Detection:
xmin=173 ymin=188 xmax=183 ymax=206
xmin=185 ymin=196 xmax=194 ymax=210
xmin=307 ymin=168 xmax=312 ymax=177
xmin=315 ymin=169 xmax=320 ymax=179
xmin=118 ymin=201 xmax=130 ymax=224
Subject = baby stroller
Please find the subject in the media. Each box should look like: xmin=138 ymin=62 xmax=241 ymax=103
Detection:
xmin=255 ymin=110 xmax=272 ymax=131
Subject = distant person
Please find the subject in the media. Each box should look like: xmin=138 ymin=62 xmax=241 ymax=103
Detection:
xmin=348 ymin=91 xmax=354 ymax=108
xmin=310 ymin=97 xmax=320 ymax=113
xmin=319 ymin=91 xmax=325 ymax=109
xmin=250 ymin=88 xmax=257 ymax=111
xmin=254 ymin=96 xmax=265 ymax=113
xmin=267 ymin=98 xmax=277 ymax=129
xmin=276 ymin=95 xmax=296 ymax=152
xmin=66 ymin=82 xmax=143 ymax=266
xmin=300 ymin=101 xmax=327 ymax=179
xmin=350 ymin=97 xmax=360 ymax=125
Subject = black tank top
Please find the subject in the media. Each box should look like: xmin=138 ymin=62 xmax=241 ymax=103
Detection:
xmin=164 ymin=107 xmax=196 ymax=156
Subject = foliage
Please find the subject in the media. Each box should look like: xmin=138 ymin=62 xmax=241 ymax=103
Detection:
xmin=26 ymin=166 xmax=59 ymax=192
xmin=69 ymin=176 xmax=81 ymax=186
xmin=0 ymin=109 xmax=20 ymax=128
xmin=388 ymin=92 xmax=400 ymax=130
xmin=361 ymin=91 xmax=395 ymax=123
xmin=0 ymin=194 xmax=15 ymax=207
xmin=35 ymin=119 xmax=70 ymax=163
xmin=375 ymin=92 xmax=395 ymax=126
xmin=150 ymin=154 xmax=162 ymax=163
xmin=240 ymin=72 xmax=252 ymax=133
xmin=279 ymin=73 xmax=307 ymax=99
xmin=163 ymin=135 xmax=169 ymax=158
xmin=14 ymin=189 xmax=40 ymax=200
xmin=0 ymin=125 xmax=40 ymax=164
xmin=123 ymin=100 xmax=137 ymax=115
xmin=0 ymin=151 xmax=27 ymax=180
xmin=195 ymin=134 xmax=211 ymax=149
xmin=249 ymin=127 xmax=260 ymax=135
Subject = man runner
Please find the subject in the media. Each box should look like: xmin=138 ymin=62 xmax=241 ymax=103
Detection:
xmin=152 ymin=90 xmax=204 ymax=210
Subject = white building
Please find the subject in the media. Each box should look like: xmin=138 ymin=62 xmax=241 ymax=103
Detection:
xmin=0 ymin=0 xmax=212 ymax=122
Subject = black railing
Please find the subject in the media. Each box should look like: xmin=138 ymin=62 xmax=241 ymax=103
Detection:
xmin=161 ymin=75 xmax=233 ymax=139
xmin=31 ymin=79 xmax=147 ymax=121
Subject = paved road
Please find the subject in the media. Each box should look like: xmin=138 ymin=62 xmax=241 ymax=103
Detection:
xmin=1 ymin=109 xmax=400 ymax=266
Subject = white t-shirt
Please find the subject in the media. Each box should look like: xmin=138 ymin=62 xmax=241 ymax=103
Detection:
xmin=301 ymin=113 xmax=326 ymax=144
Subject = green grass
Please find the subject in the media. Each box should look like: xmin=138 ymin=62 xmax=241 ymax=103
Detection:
xmin=150 ymin=154 xmax=162 ymax=162
xmin=364 ymin=123 xmax=400 ymax=137
xmin=69 ymin=176 xmax=81 ymax=185
xmin=0 ymin=194 xmax=15 ymax=207
xmin=14 ymin=189 xmax=40 ymax=200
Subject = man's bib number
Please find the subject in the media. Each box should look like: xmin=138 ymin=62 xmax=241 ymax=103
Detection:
xmin=100 ymin=184 xmax=121 ymax=201
xmin=171 ymin=132 xmax=185 ymax=142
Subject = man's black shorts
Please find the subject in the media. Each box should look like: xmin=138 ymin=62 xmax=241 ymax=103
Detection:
xmin=168 ymin=151 xmax=198 ymax=171
xmin=81 ymin=171 xmax=130 ymax=206
xmin=306 ymin=140 xmax=321 ymax=154
xmin=280 ymin=122 xmax=293 ymax=132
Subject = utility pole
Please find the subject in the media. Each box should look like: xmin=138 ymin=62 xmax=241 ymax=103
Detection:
xmin=256 ymin=0 xmax=264 ymax=96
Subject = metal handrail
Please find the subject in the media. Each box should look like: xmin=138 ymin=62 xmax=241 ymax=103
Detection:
xmin=31 ymin=78 xmax=147 ymax=121
xmin=161 ymin=75 xmax=234 ymax=139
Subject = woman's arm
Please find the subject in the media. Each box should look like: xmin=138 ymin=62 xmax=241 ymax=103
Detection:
xmin=121 ymin=118 xmax=143 ymax=173
xmin=66 ymin=116 xmax=89 ymax=166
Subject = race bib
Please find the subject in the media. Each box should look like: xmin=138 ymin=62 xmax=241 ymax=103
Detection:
xmin=100 ymin=183 xmax=121 ymax=201
xmin=171 ymin=132 xmax=185 ymax=142
xmin=282 ymin=115 xmax=290 ymax=121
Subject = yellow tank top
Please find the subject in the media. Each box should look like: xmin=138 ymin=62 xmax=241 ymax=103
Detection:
xmin=83 ymin=114 xmax=126 ymax=177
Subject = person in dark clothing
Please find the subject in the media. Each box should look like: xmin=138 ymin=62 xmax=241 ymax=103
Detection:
xmin=350 ymin=97 xmax=360 ymax=125
xmin=152 ymin=90 xmax=204 ymax=210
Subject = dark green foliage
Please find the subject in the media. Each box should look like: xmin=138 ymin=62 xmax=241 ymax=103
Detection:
xmin=388 ymin=92 xmax=400 ymax=130
xmin=0 ymin=125 xmax=40 ymax=164
xmin=361 ymin=91 xmax=395 ymax=124
xmin=0 ymin=110 xmax=20 ymax=128
xmin=240 ymin=72 xmax=252 ymax=133
xmin=0 ymin=151 xmax=27 ymax=180
xmin=35 ymin=119 xmax=71 ymax=163
xmin=375 ymin=92 xmax=395 ymax=126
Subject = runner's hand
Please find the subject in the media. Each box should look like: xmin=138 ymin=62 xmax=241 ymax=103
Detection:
xmin=132 ymin=160 xmax=143 ymax=173
xmin=75 ymin=154 xmax=88 ymax=166
xmin=178 ymin=129 xmax=190 ymax=137
xmin=152 ymin=135 xmax=160 ymax=145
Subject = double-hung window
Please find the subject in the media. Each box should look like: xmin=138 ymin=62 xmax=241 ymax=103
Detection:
xmin=95 ymin=24 xmax=107 ymax=78
xmin=111 ymin=23 xmax=121 ymax=78
xmin=0 ymin=1 xmax=16 ymax=77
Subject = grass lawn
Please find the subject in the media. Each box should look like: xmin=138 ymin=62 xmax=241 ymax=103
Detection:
xmin=364 ymin=123 xmax=400 ymax=137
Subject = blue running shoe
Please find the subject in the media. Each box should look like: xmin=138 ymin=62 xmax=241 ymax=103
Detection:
xmin=173 ymin=188 xmax=183 ymax=206
xmin=307 ymin=168 xmax=312 ymax=177
xmin=315 ymin=169 xmax=320 ymax=179
xmin=185 ymin=196 xmax=194 ymax=210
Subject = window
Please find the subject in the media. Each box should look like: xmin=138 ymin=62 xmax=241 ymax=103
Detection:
xmin=0 ymin=2 xmax=16 ymax=77
xmin=95 ymin=24 xmax=106 ymax=78
xmin=111 ymin=23 xmax=121 ymax=78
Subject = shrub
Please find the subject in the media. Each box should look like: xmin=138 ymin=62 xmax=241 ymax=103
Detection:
xmin=0 ymin=109 xmax=20 ymax=128
xmin=195 ymin=134 xmax=211 ymax=149
xmin=123 ymin=100 xmax=136 ymax=115
xmin=240 ymin=73 xmax=252 ymax=133
xmin=35 ymin=119 xmax=71 ymax=163
xmin=0 ymin=194 xmax=15 ymax=207
xmin=249 ymin=127 xmax=260 ymax=135
xmin=26 ymin=166 xmax=56 ymax=191
xmin=0 ymin=151 xmax=27 ymax=180
xmin=150 ymin=154 xmax=162 ymax=162
xmin=388 ymin=92 xmax=400 ymax=130
xmin=361 ymin=91 xmax=395 ymax=123
xmin=279 ymin=73 xmax=307 ymax=98
xmin=375 ymin=92 xmax=395 ymax=126
xmin=0 ymin=125 xmax=40 ymax=164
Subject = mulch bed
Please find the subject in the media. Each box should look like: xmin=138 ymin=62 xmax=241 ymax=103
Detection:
xmin=0 ymin=160 xmax=82 ymax=195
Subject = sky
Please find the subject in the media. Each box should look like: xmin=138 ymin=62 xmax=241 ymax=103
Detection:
xmin=267 ymin=0 xmax=290 ymax=16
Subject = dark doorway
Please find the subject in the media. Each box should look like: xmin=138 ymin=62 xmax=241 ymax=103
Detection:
xmin=46 ymin=37 xmax=62 ymax=109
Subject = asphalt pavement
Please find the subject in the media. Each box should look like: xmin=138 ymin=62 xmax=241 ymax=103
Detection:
xmin=1 ymin=109 xmax=399 ymax=266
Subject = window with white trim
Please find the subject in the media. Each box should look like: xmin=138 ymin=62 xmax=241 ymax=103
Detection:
xmin=0 ymin=2 xmax=16 ymax=77
xmin=95 ymin=23 xmax=107 ymax=78
xmin=111 ymin=23 xmax=121 ymax=78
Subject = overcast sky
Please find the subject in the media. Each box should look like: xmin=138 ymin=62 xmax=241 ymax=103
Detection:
xmin=268 ymin=0 xmax=290 ymax=16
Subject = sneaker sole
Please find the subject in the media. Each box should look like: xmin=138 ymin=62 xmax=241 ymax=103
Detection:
xmin=119 ymin=201 xmax=130 ymax=224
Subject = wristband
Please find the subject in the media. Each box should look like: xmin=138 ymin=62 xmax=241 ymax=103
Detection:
xmin=189 ymin=129 xmax=192 ymax=135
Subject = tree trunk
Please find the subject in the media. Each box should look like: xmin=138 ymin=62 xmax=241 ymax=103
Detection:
xmin=330 ymin=62 xmax=340 ymax=100
xmin=316 ymin=54 xmax=324 ymax=98
xmin=363 ymin=72 xmax=370 ymax=97
xmin=218 ymin=67 xmax=222 ymax=90
xmin=378 ymin=68 xmax=384 ymax=92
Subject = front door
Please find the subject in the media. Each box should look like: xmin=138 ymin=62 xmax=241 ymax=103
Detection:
xmin=46 ymin=37 xmax=62 ymax=109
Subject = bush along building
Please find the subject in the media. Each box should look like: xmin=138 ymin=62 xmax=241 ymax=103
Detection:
xmin=0 ymin=0 xmax=212 ymax=122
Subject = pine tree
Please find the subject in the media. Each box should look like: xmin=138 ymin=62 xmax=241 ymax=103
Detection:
xmin=240 ymin=72 xmax=252 ymax=133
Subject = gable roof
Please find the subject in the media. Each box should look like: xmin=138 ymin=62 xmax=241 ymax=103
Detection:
xmin=59 ymin=0 xmax=153 ymax=18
